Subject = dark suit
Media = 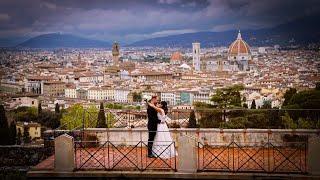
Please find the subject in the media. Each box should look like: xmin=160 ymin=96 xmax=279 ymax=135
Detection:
xmin=147 ymin=105 xmax=161 ymax=156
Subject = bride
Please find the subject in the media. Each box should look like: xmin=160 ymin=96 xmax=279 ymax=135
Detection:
xmin=147 ymin=101 xmax=177 ymax=159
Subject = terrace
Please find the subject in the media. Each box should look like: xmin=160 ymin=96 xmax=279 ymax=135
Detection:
xmin=28 ymin=109 xmax=320 ymax=179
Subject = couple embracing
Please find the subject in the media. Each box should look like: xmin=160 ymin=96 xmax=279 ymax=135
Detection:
xmin=146 ymin=95 xmax=176 ymax=158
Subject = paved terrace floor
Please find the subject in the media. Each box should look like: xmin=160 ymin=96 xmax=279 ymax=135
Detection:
xmin=33 ymin=146 xmax=306 ymax=173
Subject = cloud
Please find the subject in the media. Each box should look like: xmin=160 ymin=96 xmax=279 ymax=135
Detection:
xmin=158 ymin=0 xmax=181 ymax=4
xmin=151 ymin=29 xmax=197 ymax=36
xmin=0 ymin=0 xmax=319 ymax=43
xmin=0 ymin=14 xmax=10 ymax=21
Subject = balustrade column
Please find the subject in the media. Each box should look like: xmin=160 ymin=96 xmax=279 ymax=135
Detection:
xmin=177 ymin=135 xmax=197 ymax=172
xmin=308 ymin=135 xmax=320 ymax=175
xmin=54 ymin=134 xmax=75 ymax=171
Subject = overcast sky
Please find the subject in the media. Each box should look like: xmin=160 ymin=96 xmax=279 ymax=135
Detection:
xmin=0 ymin=0 xmax=319 ymax=43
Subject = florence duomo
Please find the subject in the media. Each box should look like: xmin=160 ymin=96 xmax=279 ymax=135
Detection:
xmin=227 ymin=30 xmax=251 ymax=71
xmin=200 ymin=30 xmax=252 ymax=73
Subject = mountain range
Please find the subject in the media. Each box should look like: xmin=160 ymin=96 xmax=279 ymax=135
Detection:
xmin=15 ymin=33 xmax=111 ymax=48
xmin=128 ymin=14 xmax=320 ymax=47
xmin=3 ymin=14 xmax=320 ymax=48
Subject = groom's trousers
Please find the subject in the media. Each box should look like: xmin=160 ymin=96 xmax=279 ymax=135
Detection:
xmin=147 ymin=130 xmax=157 ymax=156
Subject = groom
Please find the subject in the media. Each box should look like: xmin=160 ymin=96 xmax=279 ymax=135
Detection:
xmin=147 ymin=95 xmax=161 ymax=158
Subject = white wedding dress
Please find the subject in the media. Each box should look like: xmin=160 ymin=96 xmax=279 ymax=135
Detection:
xmin=152 ymin=110 xmax=177 ymax=158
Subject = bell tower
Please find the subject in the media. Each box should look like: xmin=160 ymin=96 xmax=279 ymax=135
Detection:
xmin=112 ymin=42 xmax=120 ymax=65
xmin=192 ymin=42 xmax=200 ymax=71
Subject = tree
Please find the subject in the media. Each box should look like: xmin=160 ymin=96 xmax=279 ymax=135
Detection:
xmin=106 ymin=112 xmax=116 ymax=128
xmin=211 ymin=84 xmax=244 ymax=108
xmin=0 ymin=104 xmax=8 ymax=129
xmin=38 ymin=102 xmax=42 ymax=115
xmin=132 ymin=92 xmax=142 ymax=102
xmin=38 ymin=110 xmax=61 ymax=129
xmin=198 ymin=110 xmax=224 ymax=128
xmin=17 ymin=128 xmax=22 ymax=145
xmin=283 ymin=88 xmax=297 ymax=106
xmin=9 ymin=121 xmax=17 ymax=145
xmin=0 ymin=104 xmax=10 ymax=145
xmin=247 ymin=113 xmax=268 ymax=128
xmin=60 ymin=104 xmax=98 ymax=130
xmin=220 ymin=117 xmax=248 ymax=129
xmin=193 ymin=102 xmax=215 ymax=108
xmin=55 ymin=103 xmax=60 ymax=114
xmin=281 ymin=112 xmax=297 ymax=129
xmin=188 ymin=110 xmax=197 ymax=128
xmin=97 ymin=102 xmax=107 ymax=128
xmin=12 ymin=106 xmax=38 ymax=122
xmin=251 ymin=100 xmax=256 ymax=109
xmin=261 ymin=100 xmax=272 ymax=109
xmin=316 ymin=82 xmax=320 ymax=91
xmin=243 ymin=103 xmax=248 ymax=109
xmin=286 ymin=90 xmax=320 ymax=109
xmin=23 ymin=126 xmax=31 ymax=144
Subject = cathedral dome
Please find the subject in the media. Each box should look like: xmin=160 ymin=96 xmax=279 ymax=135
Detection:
xmin=171 ymin=51 xmax=182 ymax=61
xmin=228 ymin=30 xmax=250 ymax=55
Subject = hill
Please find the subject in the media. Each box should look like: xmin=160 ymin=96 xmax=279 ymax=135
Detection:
xmin=17 ymin=33 xmax=111 ymax=48
xmin=128 ymin=14 xmax=320 ymax=47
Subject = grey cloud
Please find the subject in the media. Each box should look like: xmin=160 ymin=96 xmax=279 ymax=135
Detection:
xmin=0 ymin=0 xmax=319 ymax=43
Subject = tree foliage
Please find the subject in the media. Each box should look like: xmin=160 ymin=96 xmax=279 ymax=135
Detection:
xmin=251 ymin=100 xmax=256 ymax=109
xmin=60 ymin=104 xmax=98 ymax=130
xmin=188 ymin=110 xmax=197 ymax=128
xmin=97 ymin=102 xmax=107 ymax=128
xmin=38 ymin=102 xmax=42 ymax=115
xmin=283 ymin=88 xmax=297 ymax=106
xmin=55 ymin=103 xmax=60 ymax=114
xmin=17 ymin=128 xmax=22 ymax=145
xmin=38 ymin=110 xmax=61 ymax=129
xmin=23 ymin=126 xmax=31 ymax=144
xmin=261 ymin=100 xmax=272 ymax=109
xmin=9 ymin=121 xmax=17 ymax=145
xmin=132 ymin=92 xmax=142 ymax=102
xmin=198 ymin=110 xmax=224 ymax=128
xmin=0 ymin=104 xmax=11 ymax=145
xmin=11 ymin=106 xmax=38 ymax=122
xmin=211 ymin=84 xmax=244 ymax=108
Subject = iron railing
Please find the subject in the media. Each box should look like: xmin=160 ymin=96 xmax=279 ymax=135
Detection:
xmin=197 ymin=133 xmax=307 ymax=174
xmin=104 ymin=109 xmax=191 ymax=128
xmin=53 ymin=108 xmax=320 ymax=131
xmin=74 ymin=140 xmax=177 ymax=171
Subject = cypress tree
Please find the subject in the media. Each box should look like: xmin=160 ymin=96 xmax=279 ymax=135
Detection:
xmin=0 ymin=104 xmax=8 ymax=128
xmin=243 ymin=103 xmax=248 ymax=109
xmin=17 ymin=128 xmax=22 ymax=145
xmin=188 ymin=110 xmax=197 ymax=128
xmin=251 ymin=100 xmax=256 ymax=109
xmin=38 ymin=102 xmax=42 ymax=115
xmin=23 ymin=126 xmax=31 ymax=144
xmin=9 ymin=121 xmax=17 ymax=145
xmin=97 ymin=102 xmax=107 ymax=128
xmin=55 ymin=103 xmax=60 ymax=114
xmin=0 ymin=104 xmax=10 ymax=145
